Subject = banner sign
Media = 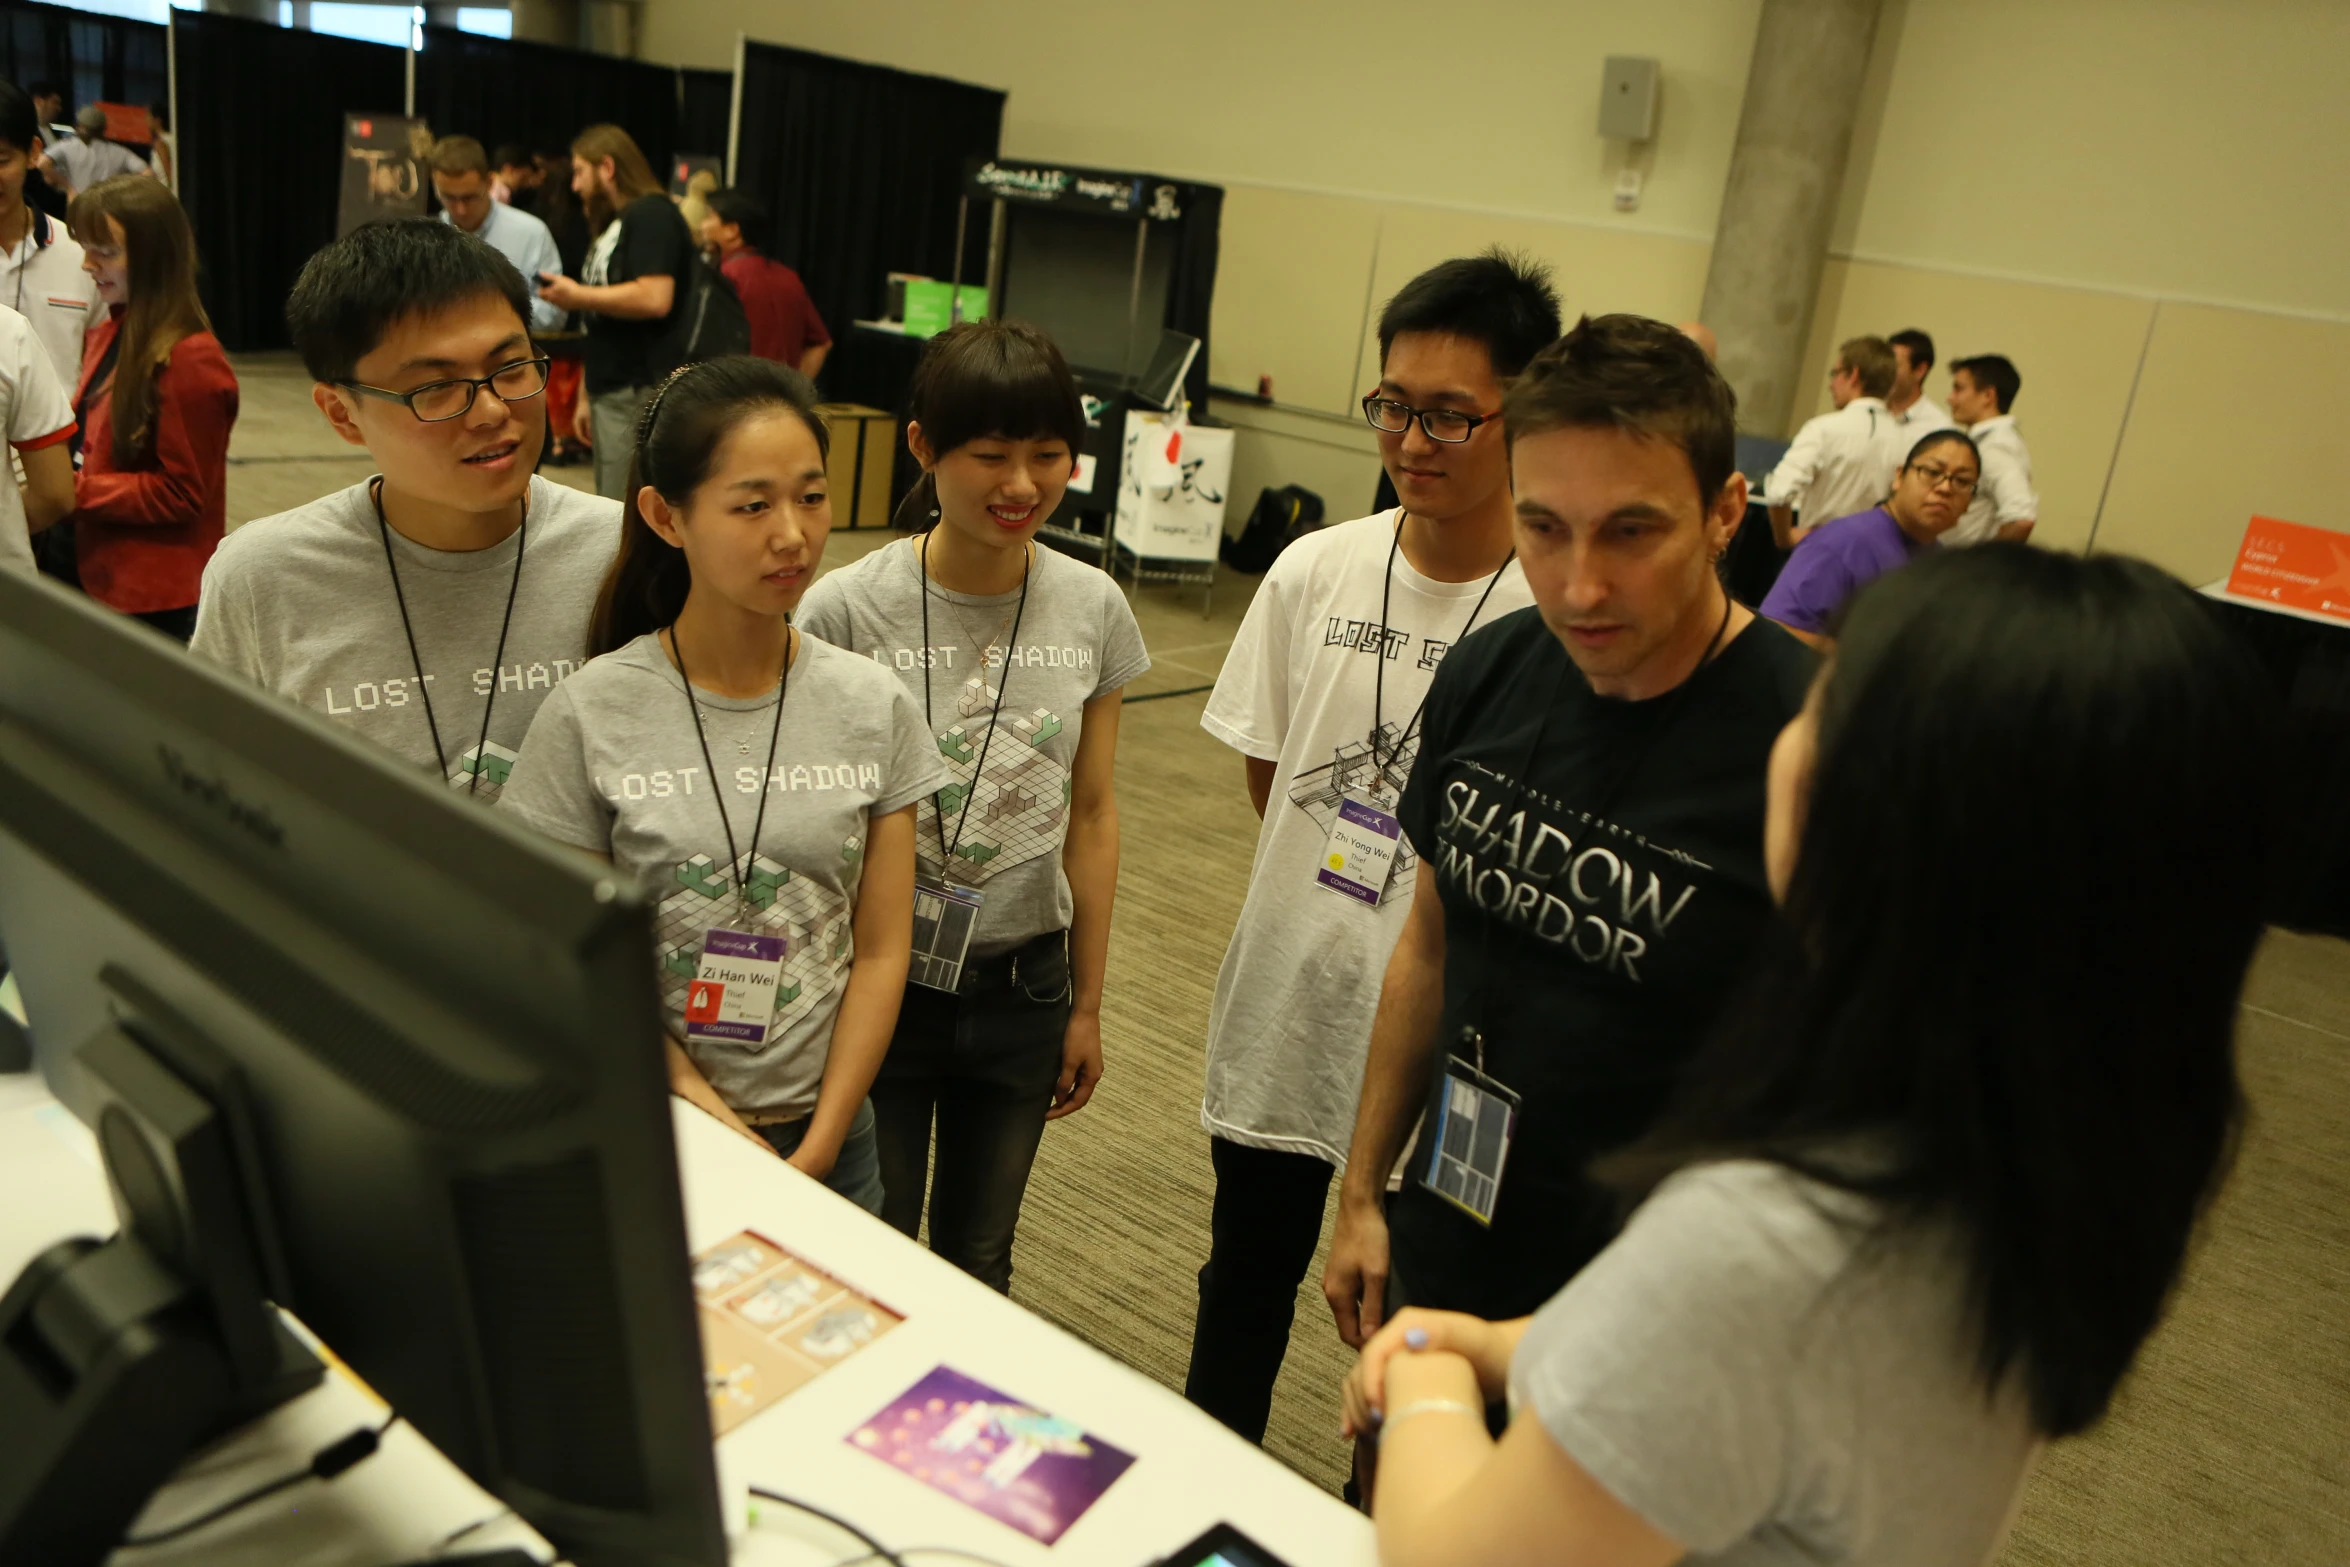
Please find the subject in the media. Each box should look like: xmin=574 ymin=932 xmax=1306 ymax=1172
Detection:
xmin=964 ymin=158 xmax=1185 ymax=222
xmin=337 ymin=113 xmax=434 ymax=239
xmin=2225 ymin=515 xmax=2350 ymax=623
xmin=670 ymin=154 xmax=724 ymax=199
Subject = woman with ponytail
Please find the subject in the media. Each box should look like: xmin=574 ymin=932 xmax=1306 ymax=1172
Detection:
xmin=63 ymin=174 xmax=236 ymax=639
xmin=796 ymin=319 xmax=1150 ymax=1292
xmin=501 ymin=356 xmax=945 ymax=1209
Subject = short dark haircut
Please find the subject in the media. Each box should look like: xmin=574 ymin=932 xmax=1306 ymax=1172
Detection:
xmin=490 ymin=142 xmax=531 ymax=171
xmin=907 ymin=319 xmax=1083 ymax=461
xmin=1609 ymin=545 xmax=2275 ymax=1438
xmin=0 ymin=82 xmax=35 ymax=156
xmin=1836 ymin=335 xmax=1897 ymax=399
xmin=1502 ymin=313 xmax=1738 ymax=505
xmin=1376 ymin=248 xmax=1562 ymax=382
xmin=26 ymin=80 xmax=60 ymax=104
xmin=285 ymin=218 xmax=536 ymax=384
xmin=1888 ymin=328 xmax=1934 ymax=372
xmin=703 ymin=188 xmax=769 ymax=250
xmin=1951 ymin=353 xmax=2022 ymax=413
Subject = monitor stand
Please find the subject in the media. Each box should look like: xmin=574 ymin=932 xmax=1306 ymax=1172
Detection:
xmin=0 ymin=993 xmax=325 ymax=1566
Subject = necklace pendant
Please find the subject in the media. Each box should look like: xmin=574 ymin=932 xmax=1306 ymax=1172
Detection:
xmin=738 ymin=740 xmax=751 ymax=756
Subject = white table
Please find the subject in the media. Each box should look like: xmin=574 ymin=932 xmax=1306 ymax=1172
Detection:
xmin=0 ymin=1073 xmax=1372 ymax=1567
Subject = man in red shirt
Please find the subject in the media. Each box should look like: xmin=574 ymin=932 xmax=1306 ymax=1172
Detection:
xmin=699 ymin=189 xmax=830 ymax=378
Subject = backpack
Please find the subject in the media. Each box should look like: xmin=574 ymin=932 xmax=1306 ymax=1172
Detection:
xmin=1220 ymin=484 xmax=1326 ymax=574
xmin=668 ymin=255 xmax=752 ymax=364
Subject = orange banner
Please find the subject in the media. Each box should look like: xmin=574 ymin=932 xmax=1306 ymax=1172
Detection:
xmin=2225 ymin=515 xmax=2350 ymax=623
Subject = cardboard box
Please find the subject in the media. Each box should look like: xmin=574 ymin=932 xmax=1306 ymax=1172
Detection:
xmin=1112 ymin=410 xmax=1232 ymax=562
xmin=817 ymin=404 xmax=899 ymax=531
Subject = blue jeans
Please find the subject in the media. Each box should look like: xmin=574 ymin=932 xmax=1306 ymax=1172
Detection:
xmin=870 ymin=933 xmax=1071 ymax=1293
xmin=756 ymin=1098 xmax=886 ymax=1215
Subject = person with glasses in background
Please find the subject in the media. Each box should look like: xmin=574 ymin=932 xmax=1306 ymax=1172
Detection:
xmin=1759 ymin=430 xmax=1979 ymax=649
xmin=1762 ymin=336 xmax=1904 ymax=552
xmin=1181 ymin=251 xmax=1556 ymax=1447
xmin=193 ymin=220 xmax=620 ymax=799
xmin=429 ymin=136 xmax=566 ymax=335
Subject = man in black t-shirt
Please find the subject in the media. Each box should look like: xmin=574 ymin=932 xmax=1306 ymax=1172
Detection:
xmin=535 ymin=125 xmax=692 ymax=499
xmin=1323 ymin=314 xmax=1817 ymax=1341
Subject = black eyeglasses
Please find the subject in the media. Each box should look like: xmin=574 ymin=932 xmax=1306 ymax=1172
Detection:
xmin=1906 ymin=461 xmax=1980 ymax=495
xmin=340 ymin=357 xmax=552 ymax=423
xmin=1361 ymin=394 xmax=1500 ymax=445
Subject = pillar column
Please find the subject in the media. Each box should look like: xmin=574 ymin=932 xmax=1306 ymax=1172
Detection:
xmin=201 ymin=0 xmax=277 ymax=20
xmin=1698 ymin=0 xmax=1885 ymax=435
xmin=510 ymin=0 xmax=580 ymax=46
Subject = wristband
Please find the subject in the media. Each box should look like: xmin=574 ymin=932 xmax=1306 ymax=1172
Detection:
xmin=1381 ymin=1397 xmax=1483 ymax=1431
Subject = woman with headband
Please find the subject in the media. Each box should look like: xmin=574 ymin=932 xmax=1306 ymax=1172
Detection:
xmin=501 ymin=357 xmax=945 ymax=1209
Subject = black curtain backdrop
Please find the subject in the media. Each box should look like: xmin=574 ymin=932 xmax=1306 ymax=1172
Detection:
xmin=415 ymin=26 xmax=679 ymax=174
xmin=1161 ymin=181 xmax=1220 ymax=414
xmin=174 ymin=10 xmax=406 ymax=352
xmin=0 ymin=0 xmax=165 ymax=123
xmin=677 ymin=66 xmax=732 ymax=163
xmin=732 ymin=43 xmax=1003 ymax=349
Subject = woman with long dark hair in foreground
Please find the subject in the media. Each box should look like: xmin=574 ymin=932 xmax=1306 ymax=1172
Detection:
xmin=1342 ymin=544 xmax=2276 ymax=1567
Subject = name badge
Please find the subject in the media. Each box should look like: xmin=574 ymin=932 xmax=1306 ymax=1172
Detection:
xmin=909 ymin=873 xmax=984 ymax=993
xmin=684 ymin=928 xmax=787 ymax=1048
xmin=1422 ymin=1056 xmax=1520 ymax=1227
xmin=1316 ymin=794 xmax=1403 ymax=907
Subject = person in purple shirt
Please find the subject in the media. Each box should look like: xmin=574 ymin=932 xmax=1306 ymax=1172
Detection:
xmin=1760 ymin=428 xmax=1980 ymax=646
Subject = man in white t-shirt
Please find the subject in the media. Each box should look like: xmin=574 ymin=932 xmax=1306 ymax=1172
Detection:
xmin=1886 ymin=327 xmax=1951 ymax=436
xmin=1764 ymin=335 xmax=1904 ymax=550
xmin=1181 ymin=250 xmax=1556 ymax=1444
xmin=1943 ymin=354 xmax=2037 ymax=546
xmin=0 ymin=82 xmax=97 ymax=385
xmin=0 ymin=305 xmax=78 ymax=574
xmin=47 ymin=104 xmax=154 ymax=198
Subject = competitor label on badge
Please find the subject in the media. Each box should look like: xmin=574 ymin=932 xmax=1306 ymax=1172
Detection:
xmin=1423 ymin=1059 xmax=1520 ymax=1226
xmin=1316 ymin=794 xmax=1403 ymax=907
xmin=908 ymin=874 xmax=984 ymax=993
xmin=685 ymin=928 xmax=788 ymax=1047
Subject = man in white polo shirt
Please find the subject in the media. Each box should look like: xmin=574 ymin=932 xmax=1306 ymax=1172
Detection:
xmin=1943 ymin=353 xmax=2037 ymax=545
xmin=1765 ymin=335 xmax=1903 ymax=550
xmin=1886 ymin=328 xmax=1950 ymax=435
xmin=0 ymin=304 xmax=78 ymax=573
xmin=0 ymin=83 xmax=97 ymax=385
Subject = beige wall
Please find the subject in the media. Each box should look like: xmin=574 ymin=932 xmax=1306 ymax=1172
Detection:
xmin=654 ymin=0 xmax=2350 ymax=569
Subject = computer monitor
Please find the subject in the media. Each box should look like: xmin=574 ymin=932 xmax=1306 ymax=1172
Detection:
xmin=1133 ymin=328 xmax=1201 ymax=412
xmin=0 ymin=570 xmax=724 ymax=1567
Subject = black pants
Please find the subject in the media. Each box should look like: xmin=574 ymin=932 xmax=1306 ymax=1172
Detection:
xmin=870 ymin=931 xmax=1070 ymax=1294
xmin=1182 ymin=1136 xmax=1336 ymax=1443
xmin=133 ymin=604 xmax=198 ymax=643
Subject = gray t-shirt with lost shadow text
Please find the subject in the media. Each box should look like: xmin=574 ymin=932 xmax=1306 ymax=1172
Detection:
xmin=191 ymin=475 xmax=621 ymax=802
xmin=499 ymin=632 xmax=945 ymax=1117
xmin=795 ymin=536 xmax=1150 ymax=956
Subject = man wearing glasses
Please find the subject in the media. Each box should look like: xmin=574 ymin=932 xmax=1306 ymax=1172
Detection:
xmin=1762 ymin=335 xmax=1904 ymax=550
xmin=1184 ymin=251 xmax=1557 ymax=1444
xmin=192 ymin=220 xmax=621 ymax=802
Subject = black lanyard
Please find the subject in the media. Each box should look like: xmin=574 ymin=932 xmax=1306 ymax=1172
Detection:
xmin=1454 ymin=590 xmax=1737 ymax=1066
xmin=1372 ymin=512 xmax=1515 ymax=778
xmin=916 ymin=533 xmax=1029 ymax=879
xmin=371 ymin=478 xmax=525 ymax=795
xmin=672 ymin=623 xmax=792 ymax=923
